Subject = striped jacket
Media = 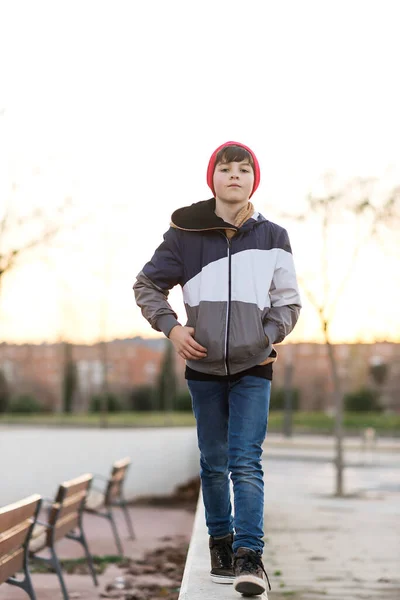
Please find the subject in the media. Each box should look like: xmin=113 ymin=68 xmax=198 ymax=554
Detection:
xmin=133 ymin=198 xmax=301 ymax=377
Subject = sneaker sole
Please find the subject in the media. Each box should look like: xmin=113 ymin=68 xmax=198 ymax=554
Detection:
xmin=210 ymin=573 xmax=235 ymax=584
xmin=234 ymin=574 xmax=266 ymax=595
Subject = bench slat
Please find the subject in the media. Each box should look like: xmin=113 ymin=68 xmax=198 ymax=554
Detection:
xmin=0 ymin=548 xmax=24 ymax=585
xmin=52 ymin=514 xmax=79 ymax=543
xmin=111 ymin=470 xmax=127 ymax=483
xmin=58 ymin=474 xmax=92 ymax=500
xmin=106 ymin=481 xmax=122 ymax=503
xmin=0 ymin=495 xmax=41 ymax=533
xmin=0 ymin=521 xmax=31 ymax=558
xmin=56 ymin=491 xmax=86 ymax=521
xmin=112 ymin=457 xmax=131 ymax=471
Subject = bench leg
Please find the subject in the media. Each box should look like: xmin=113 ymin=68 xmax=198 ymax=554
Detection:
xmin=108 ymin=508 xmax=123 ymax=555
xmin=50 ymin=548 xmax=69 ymax=600
xmin=8 ymin=553 xmax=37 ymax=600
xmin=7 ymin=573 xmax=37 ymax=600
xmin=23 ymin=569 xmax=37 ymax=600
xmin=80 ymin=530 xmax=99 ymax=587
xmin=66 ymin=524 xmax=99 ymax=588
xmin=121 ymin=501 xmax=136 ymax=540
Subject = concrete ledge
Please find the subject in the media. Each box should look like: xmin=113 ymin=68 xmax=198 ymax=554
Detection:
xmin=179 ymin=493 xmax=268 ymax=600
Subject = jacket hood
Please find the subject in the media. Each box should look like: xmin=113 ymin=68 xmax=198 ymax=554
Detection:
xmin=171 ymin=198 xmax=265 ymax=232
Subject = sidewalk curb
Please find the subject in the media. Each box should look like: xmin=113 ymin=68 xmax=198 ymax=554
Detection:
xmin=264 ymin=434 xmax=400 ymax=453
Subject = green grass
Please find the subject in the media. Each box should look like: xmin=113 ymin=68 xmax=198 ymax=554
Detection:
xmin=31 ymin=554 xmax=128 ymax=575
xmin=0 ymin=411 xmax=196 ymax=427
xmin=267 ymin=411 xmax=400 ymax=435
xmin=0 ymin=410 xmax=399 ymax=434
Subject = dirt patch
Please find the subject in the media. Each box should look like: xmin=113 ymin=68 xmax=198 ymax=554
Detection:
xmin=31 ymin=555 xmax=131 ymax=576
xmin=130 ymin=476 xmax=200 ymax=511
xmin=31 ymin=535 xmax=190 ymax=599
xmin=25 ymin=485 xmax=199 ymax=600
xmin=100 ymin=537 xmax=189 ymax=599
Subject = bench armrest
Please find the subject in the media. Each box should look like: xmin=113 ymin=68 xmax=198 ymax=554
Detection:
xmin=35 ymin=519 xmax=54 ymax=529
xmin=41 ymin=497 xmax=56 ymax=505
xmin=93 ymin=474 xmax=110 ymax=482
xmin=89 ymin=485 xmax=106 ymax=494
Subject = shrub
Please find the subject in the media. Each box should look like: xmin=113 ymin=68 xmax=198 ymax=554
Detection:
xmin=90 ymin=393 xmax=123 ymax=413
xmin=269 ymin=387 xmax=300 ymax=411
xmin=174 ymin=390 xmax=193 ymax=412
xmin=63 ymin=359 xmax=77 ymax=414
xmin=0 ymin=370 xmax=10 ymax=413
xmin=129 ymin=386 xmax=156 ymax=411
xmin=9 ymin=395 xmax=43 ymax=414
xmin=344 ymin=388 xmax=381 ymax=412
xmin=157 ymin=342 xmax=177 ymax=411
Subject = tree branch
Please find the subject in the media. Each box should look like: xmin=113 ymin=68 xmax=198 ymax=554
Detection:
xmin=0 ymin=198 xmax=87 ymax=283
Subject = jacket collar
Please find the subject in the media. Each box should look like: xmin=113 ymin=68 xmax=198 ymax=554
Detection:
xmin=171 ymin=198 xmax=265 ymax=232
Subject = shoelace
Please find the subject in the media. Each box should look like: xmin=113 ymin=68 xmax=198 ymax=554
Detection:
xmin=212 ymin=539 xmax=233 ymax=568
xmin=235 ymin=552 xmax=272 ymax=591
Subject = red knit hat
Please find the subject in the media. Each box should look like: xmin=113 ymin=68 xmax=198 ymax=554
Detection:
xmin=206 ymin=141 xmax=260 ymax=198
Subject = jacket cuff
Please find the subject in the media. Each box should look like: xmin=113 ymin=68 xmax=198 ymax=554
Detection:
xmin=157 ymin=315 xmax=181 ymax=338
xmin=263 ymin=322 xmax=280 ymax=345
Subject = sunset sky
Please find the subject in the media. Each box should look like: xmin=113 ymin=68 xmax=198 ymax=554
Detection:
xmin=1 ymin=0 xmax=399 ymax=345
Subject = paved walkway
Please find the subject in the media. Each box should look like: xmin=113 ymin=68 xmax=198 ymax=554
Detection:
xmin=180 ymin=437 xmax=400 ymax=600
xmin=262 ymin=444 xmax=400 ymax=599
xmin=0 ymin=505 xmax=194 ymax=600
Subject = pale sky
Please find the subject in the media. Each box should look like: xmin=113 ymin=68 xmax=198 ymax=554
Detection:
xmin=1 ymin=0 xmax=400 ymax=345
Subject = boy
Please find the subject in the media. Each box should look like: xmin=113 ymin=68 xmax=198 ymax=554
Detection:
xmin=133 ymin=141 xmax=301 ymax=596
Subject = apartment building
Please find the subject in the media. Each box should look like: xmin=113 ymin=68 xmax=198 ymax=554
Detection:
xmin=0 ymin=339 xmax=399 ymax=412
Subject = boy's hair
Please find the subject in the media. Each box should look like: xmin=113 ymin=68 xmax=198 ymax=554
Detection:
xmin=207 ymin=141 xmax=261 ymax=198
xmin=214 ymin=145 xmax=255 ymax=171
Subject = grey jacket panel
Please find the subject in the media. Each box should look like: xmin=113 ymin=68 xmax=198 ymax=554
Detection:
xmin=185 ymin=302 xmax=227 ymax=375
xmin=263 ymin=304 xmax=300 ymax=344
xmin=133 ymin=271 xmax=181 ymax=337
xmin=186 ymin=347 xmax=273 ymax=376
xmin=185 ymin=301 xmax=274 ymax=376
xmin=262 ymin=235 xmax=301 ymax=343
xmin=228 ymin=301 xmax=269 ymax=366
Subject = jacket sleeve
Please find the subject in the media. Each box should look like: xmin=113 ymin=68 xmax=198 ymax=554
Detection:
xmin=133 ymin=227 xmax=183 ymax=337
xmin=263 ymin=228 xmax=301 ymax=344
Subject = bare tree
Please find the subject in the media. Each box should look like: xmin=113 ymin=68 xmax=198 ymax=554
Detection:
xmin=0 ymin=180 xmax=90 ymax=415
xmin=0 ymin=190 xmax=76 ymax=292
xmin=292 ymin=173 xmax=399 ymax=496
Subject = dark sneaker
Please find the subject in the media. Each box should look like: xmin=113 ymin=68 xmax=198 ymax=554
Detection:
xmin=209 ymin=532 xmax=234 ymax=584
xmin=233 ymin=547 xmax=271 ymax=596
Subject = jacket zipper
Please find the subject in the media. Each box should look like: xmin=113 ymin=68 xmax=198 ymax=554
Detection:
xmin=224 ymin=236 xmax=232 ymax=376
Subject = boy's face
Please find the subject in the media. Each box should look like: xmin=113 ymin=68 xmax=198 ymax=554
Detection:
xmin=213 ymin=159 xmax=255 ymax=204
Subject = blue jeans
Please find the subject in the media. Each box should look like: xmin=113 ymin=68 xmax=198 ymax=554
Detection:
xmin=188 ymin=376 xmax=271 ymax=554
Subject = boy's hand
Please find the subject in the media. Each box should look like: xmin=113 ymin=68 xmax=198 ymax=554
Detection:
xmin=169 ymin=326 xmax=208 ymax=360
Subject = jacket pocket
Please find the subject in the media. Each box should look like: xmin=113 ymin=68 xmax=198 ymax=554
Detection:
xmin=228 ymin=303 xmax=267 ymax=365
xmin=189 ymin=301 xmax=227 ymax=364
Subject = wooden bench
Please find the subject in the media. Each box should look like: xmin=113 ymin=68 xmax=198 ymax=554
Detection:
xmin=29 ymin=473 xmax=97 ymax=600
xmin=0 ymin=494 xmax=41 ymax=599
xmin=84 ymin=457 xmax=135 ymax=555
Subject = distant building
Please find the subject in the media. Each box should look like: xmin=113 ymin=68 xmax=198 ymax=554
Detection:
xmin=0 ymin=339 xmax=399 ymax=412
xmin=273 ymin=342 xmax=400 ymax=412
